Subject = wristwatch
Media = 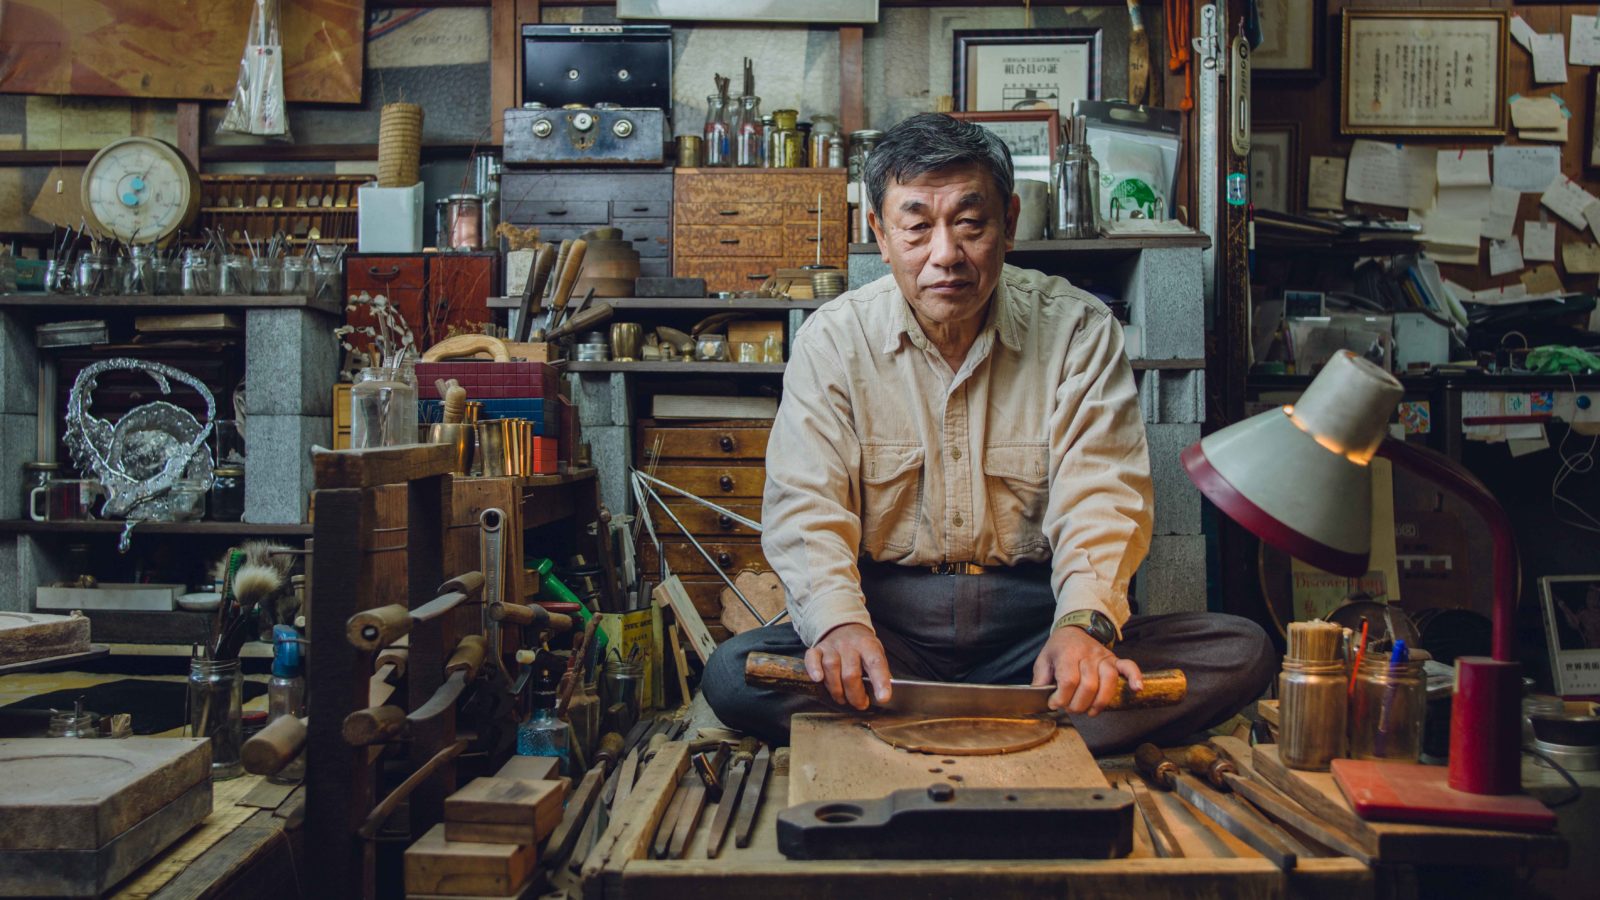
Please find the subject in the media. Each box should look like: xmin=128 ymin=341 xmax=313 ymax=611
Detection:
xmin=1053 ymin=609 xmax=1117 ymax=649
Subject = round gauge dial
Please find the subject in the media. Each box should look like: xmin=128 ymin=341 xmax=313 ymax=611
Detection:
xmin=81 ymin=137 xmax=200 ymax=244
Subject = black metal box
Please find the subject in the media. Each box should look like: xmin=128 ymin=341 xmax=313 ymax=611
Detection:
xmin=521 ymin=24 xmax=672 ymax=110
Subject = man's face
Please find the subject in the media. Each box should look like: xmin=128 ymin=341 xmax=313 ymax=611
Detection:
xmin=868 ymin=163 xmax=1018 ymax=331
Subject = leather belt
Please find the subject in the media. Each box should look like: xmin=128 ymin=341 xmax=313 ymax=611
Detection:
xmin=929 ymin=562 xmax=989 ymax=576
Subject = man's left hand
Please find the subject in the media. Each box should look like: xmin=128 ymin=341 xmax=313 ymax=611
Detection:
xmin=1031 ymin=626 xmax=1143 ymax=716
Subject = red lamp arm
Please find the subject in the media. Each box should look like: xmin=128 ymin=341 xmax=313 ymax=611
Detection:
xmin=1376 ymin=437 xmax=1519 ymax=662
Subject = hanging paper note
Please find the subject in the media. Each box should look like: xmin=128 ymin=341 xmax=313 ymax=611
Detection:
xmin=1481 ymin=186 xmax=1521 ymax=241
xmin=1524 ymin=220 xmax=1557 ymax=262
xmin=1436 ymin=149 xmax=1491 ymax=187
xmin=1573 ymin=16 xmax=1600 ymax=65
xmin=1521 ymin=264 xmax=1564 ymax=294
xmin=1531 ymin=33 xmax=1569 ymax=84
xmin=1489 ymin=237 xmax=1525 ymax=277
xmin=1584 ymin=202 xmax=1600 ymax=240
xmin=1307 ymin=156 xmax=1347 ymax=211
xmin=1494 ymin=146 xmax=1561 ymax=192
xmin=1346 ymin=140 xmax=1435 ymax=211
xmin=1540 ymin=177 xmax=1600 ymax=228
xmin=1511 ymin=16 xmax=1537 ymax=52
xmin=1563 ymin=242 xmax=1600 ymax=274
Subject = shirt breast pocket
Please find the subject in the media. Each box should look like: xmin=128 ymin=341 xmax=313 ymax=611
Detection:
xmin=983 ymin=442 xmax=1050 ymax=555
xmin=860 ymin=443 xmax=925 ymax=556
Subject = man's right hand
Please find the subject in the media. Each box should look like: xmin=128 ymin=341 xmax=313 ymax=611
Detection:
xmin=805 ymin=623 xmax=892 ymax=710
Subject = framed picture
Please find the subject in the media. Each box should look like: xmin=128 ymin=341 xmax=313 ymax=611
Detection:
xmin=1282 ymin=289 xmax=1324 ymax=318
xmin=953 ymin=29 xmax=1102 ymax=114
xmin=1254 ymin=0 xmax=1323 ymax=77
xmin=1340 ymin=9 xmax=1508 ymax=136
xmin=947 ymin=110 xmax=1060 ymax=187
xmin=617 ymin=0 xmax=877 ymax=23
xmin=1250 ymin=122 xmax=1299 ymax=213
xmin=1541 ymin=576 xmax=1600 ymax=697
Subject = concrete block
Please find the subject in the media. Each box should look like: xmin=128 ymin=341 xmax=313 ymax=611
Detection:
xmin=0 ymin=413 xmax=39 ymax=520
xmin=0 ymin=311 xmax=39 ymax=415
xmin=1145 ymin=422 xmax=1202 ymax=536
xmin=244 ymin=415 xmax=330 ymax=523
xmin=245 ymin=308 xmax=340 ymax=416
xmin=1138 ymin=369 xmax=1205 ymax=425
xmin=1134 ymin=533 xmax=1208 ymax=616
xmin=0 ymin=537 xmax=20 ymax=612
xmin=570 ymin=372 xmax=630 ymax=427
xmin=1128 ymin=247 xmax=1204 ymax=361
xmin=847 ymin=252 xmax=889 ymax=290
xmin=584 ymin=424 xmax=633 ymax=519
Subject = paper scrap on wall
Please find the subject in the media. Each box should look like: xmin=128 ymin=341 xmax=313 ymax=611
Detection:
xmin=1307 ymin=156 xmax=1346 ymax=211
xmin=1436 ymin=149 xmax=1490 ymax=187
xmin=1540 ymin=177 xmax=1599 ymax=228
xmin=1563 ymin=241 xmax=1600 ymax=273
xmin=1524 ymin=220 xmax=1557 ymax=262
xmin=1572 ymin=15 xmax=1600 ymax=66
xmin=1494 ymin=146 xmax=1560 ymax=192
xmin=1521 ymin=263 xmax=1564 ymax=294
xmin=1481 ymin=186 xmax=1520 ymax=241
xmin=1488 ymin=237 xmax=1525 ymax=277
xmin=1530 ymin=33 xmax=1569 ymax=84
xmin=1346 ymin=140 xmax=1434 ymax=211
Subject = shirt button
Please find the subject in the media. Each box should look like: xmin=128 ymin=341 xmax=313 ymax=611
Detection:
xmin=953 ymin=513 xmax=964 ymax=527
xmin=952 ymin=448 xmax=962 ymax=460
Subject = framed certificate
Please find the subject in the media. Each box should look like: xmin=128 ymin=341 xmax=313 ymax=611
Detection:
xmin=947 ymin=110 xmax=1060 ymax=186
xmin=1254 ymin=0 xmax=1323 ymax=78
xmin=1341 ymin=9 xmax=1508 ymax=136
xmin=953 ymin=29 xmax=1102 ymax=114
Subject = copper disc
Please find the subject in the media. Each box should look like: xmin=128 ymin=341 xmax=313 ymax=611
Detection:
xmin=866 ymin=716 xmax=1057 ymax=756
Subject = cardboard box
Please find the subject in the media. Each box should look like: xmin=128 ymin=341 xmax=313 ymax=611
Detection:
xmin=358 ymin=183 xmax=424 ymax=253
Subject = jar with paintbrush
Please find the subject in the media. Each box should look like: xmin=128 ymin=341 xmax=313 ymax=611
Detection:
xmin=187 ymin=648 xmax=243 ymax=780
xmin=1279 ymin=621 xmax=1348 ymax=770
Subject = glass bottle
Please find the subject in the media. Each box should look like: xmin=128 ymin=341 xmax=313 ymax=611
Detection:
xmin=703 ymin=95 xmax=731 ymax=167
xmin=1348 ymin=647 xmax=1426 ymax=762
xmin=1051 ymin=142 xmax=1102 ymax=239
xmin=733 ymin=95 xmax=763 ymax=168
xmin=516 ymin=707 xmax=570 ymax=773
xmin=209 ymin=465 xmax=245 ymax=521
xmin=267 ymin=626 xmax=306 ymax=784
xmin=767 ymin=109 xmax=803 ymax=168
xmin=350 ymin=362 xmax=418 ymax=449
xmin=187 ymin=656 xmax=244 ymax=780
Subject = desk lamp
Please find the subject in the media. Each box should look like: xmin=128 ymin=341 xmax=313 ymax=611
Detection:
xmin=1182 ymin=350 xmax=1521 ymax=796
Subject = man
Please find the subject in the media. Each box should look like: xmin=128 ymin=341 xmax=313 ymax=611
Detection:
xmin=703 ymin=113 xmax=1274 ymax=752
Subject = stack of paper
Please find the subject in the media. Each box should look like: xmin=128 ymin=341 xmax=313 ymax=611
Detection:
xmin=1509 ymin=94 xmax=1568 ymax=142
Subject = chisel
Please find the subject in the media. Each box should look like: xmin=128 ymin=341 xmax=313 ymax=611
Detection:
xmin=514 ymin=242 xmax=557 ymax=343
xmin=1135 ymin=743 xmax=1304 ymax=870
xmin=732 ymin=746 xmax=771 ymax=849
xmin=704 ymin=738 xmax=758 ymax=857
xmin=341 ymin=635 xmax=487 ymax=745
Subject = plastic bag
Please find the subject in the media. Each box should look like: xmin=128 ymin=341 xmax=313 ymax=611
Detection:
xmin=218 ymin=0 xmax=291 ymax=137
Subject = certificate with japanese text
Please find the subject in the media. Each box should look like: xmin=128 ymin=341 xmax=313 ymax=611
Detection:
xmin=1342 ymin=11 xmax=1507 ymax=136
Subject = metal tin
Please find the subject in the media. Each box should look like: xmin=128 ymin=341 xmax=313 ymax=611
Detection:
xmin=35 ymin=319 xmax=109 ymax=348
xmin=436 ymin=194 xmax=485 ymax=250
xmin=676 ymin=134 xmax=703 ymax=168
xmin=504 ymin=106 xmax=667 ymax=165
xmin=520 ymin=24 xmax=672 ymax=110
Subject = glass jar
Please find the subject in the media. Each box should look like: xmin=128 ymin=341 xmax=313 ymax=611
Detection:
xmin=250 ymin=257 xmax=280 ymax=295
xmin=516 ymin=707 xmax=570 ymax=773
xmin=187 ymin=656 xmax=244 ymax=780
xmin=123 ymin=246 xmax=156 ymax=295
xmin=45 ymin=257 xmax=74 ymax=294
xmin=767 ymin=109 xmax=803 ymax=168
xmin=182 ymin=250 xmax=215 ymax=296
xmin=703 ymin=94 xmax=731 ymax=167
xmin=153 ymin=257 xmax=181 ymax=295
xmin=310 ymin=246 xmax=342 ymax=302
xmin=847 ymin=129 xmax=883 ymax=183
xmin=210 ymin=465 xmax=245 ymax=521
xmin=350 ymin=363 xmax=419 ymax=449
xmin=602 ymin=655 xmax=644 ymax=735
xmin=733 ymin=95 xmax=763 ymax=168
xmin=809 ymin=114 xmax=839 ymax=170
xmin=1349 ymin=652 xmax=1426 ymax=762
xmin=21 ymin=461 xmax=59 ymax=516
xmin=280 ymin=256 xmax=310 ymax=296
xmin=219 ymin=254 xmax=251 ymax=295
xmin=1052 ymin=142 xmax=1102 ymax=239
xmin=74 ymin=253 xmax=110 ymax=296
xmin=1279 ymin=658 xmax=1347 ymax=770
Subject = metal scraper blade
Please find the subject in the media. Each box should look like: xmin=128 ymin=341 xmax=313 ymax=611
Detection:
xmin=874 ymin=678 xmax=1055 ymax=718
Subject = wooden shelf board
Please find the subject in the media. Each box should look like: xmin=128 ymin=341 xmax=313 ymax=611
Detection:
xmin=1131 ymin=358 xmax=1206 ymax=371
xmin=566 ymin=361 xmax=785 ymax=374
xmin=199 ymin=207 xmax=357 ymax=214
xmin=850 ymin=234 xmax=1211 ymax=253
xmin=0 ymin=519 xmax=312 ymax=536
xmin=0 ymin=294 xmax=341 ymax=315
xmin=487 ymin=295 xmax=826 ymax=311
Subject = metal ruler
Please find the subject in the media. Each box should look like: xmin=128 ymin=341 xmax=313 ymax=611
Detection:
xmin=1193 ymin=2 xmax=1226 ymax=310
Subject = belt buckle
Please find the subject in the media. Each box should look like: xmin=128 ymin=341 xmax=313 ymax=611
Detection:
xmin=931 ymin=562 xmax=985 ymax=576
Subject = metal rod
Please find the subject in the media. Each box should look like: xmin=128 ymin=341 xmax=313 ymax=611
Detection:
xmin=634 ymin=471 xmax=763 ymax=532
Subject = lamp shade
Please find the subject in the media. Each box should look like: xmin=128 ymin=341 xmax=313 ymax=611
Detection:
xmin=1181 ymin=351 xmax=1404 ymax=577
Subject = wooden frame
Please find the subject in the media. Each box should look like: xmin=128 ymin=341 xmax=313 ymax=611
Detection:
xmin=1249 ymin=121 xmax=1299 ymax=214
xmin=1340 ymin=9 xmax=1509 ymax=137
xmin=1253 ymin=0 xmax=1323 ymax=78
xmin=952 ymin=28 xmax=1102 ymax=114
xmin=946 ymin=109 xmax=1061 ymax=188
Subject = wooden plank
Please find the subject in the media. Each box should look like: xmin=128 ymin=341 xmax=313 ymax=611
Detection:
xmin=1252 ymin=745 xmax=1567 ymax=869
xmin=0 ymin=294 xmax=339 ymax=314
xmin=175 ymin=103 xmax=200 ymax=171
xmin=404 ymin=823 xmax=538 ymax=897
xmin=312 ymin=444 xmax=457 ymax=490
xmin=495 ymin=756 xmax=561 ymax=782
xmin=786 ymin=714 xmax=1107 ymax=807
xmin=237 ymin=779 xmax=296 ymax=811
xmin=582 ymin=742 xmax=690 ymax=900
xmin=0 ymin=0 xmax=362 ymax=103
xmin=408 ymin=473 xmax=456 ymax=839
xmin=838 ymin=26 xmax=864 ymax=135
xmin=444 ymin=777 xmax=564 ymax=835
xmin=652 ymin=577 xmax=719 ymax=665
xmin=143 ymin=810 xmax=290 ymax=900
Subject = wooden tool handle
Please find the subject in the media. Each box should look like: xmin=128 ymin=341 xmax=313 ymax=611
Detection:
xmin=596 ymin=731 xmax=626 ymax=768
xmin=241 ymin=715 xmax=307 ymax=776
xmin=1107 ymin=668 xmax=1187 ymax=710
xmin=744 ymin=652 xmax=832 ymax=702
xmin=1185 ymin=742 xmax=1236 ymax=790
xmin=523 ymin=243 xmax=558 ymax=313
xmin=343 ymin=704 xmax=407 ymax=746
xmin=439 ymin=570 xmax=486 ymax=601
xmin=731 ymin=736 xmax=759 ymax=765
xmin=549 ymin=238 xmax=588 ymax=312
xmin=1134 ymin=742 xmax=1178 ymax=790
xmin=346 ymin=603 xmax=412 ymax=652
xmin=548 ymin=301 xmax=614 ymax=341
xmin=489 ymin=600 xmax=575 ymax=633
xmin=375 ymin=645 xmax=409 ymax=678
xmin=421 ymin=333 xmax=512 ymax=363
xmin=447 ymin=634 xmax=489 ymax=679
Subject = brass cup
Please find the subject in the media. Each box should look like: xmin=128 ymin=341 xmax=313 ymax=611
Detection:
xmin=476 ymin=420 xmax=515 ymax=477
xmin=610 ymin=322 xmax=644 ymax=362
xmin=425 ymin=423 xmax=474 ymax=475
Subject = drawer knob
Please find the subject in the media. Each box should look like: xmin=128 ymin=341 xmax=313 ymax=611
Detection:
xmin=717 ymin=209 xmax=741 ymax=216
xmin=719 ymin=238 xmax=740 ymax=245
xmin=632 ymin=206 xmax=651 ymax=212
xmin=718 ymin=435 xmax=736 ymax=453
xmin=367 ymin=265 xmax=401 ymax=279
xmin=718 ymin=475 xmax=734 ymax=492
xmin=746 ymin=273 xmax=771 ymax=281
xmin=718 ymin=514 xmax=734 ymax=531
xmin=548 ymin=209 xmax=568 ymax=216
xmin=717 ymin=552 xmax=734 ymax=570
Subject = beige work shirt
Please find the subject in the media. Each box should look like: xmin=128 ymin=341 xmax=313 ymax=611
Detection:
xmin=762 ymin=263 xmax=1154 ymax=647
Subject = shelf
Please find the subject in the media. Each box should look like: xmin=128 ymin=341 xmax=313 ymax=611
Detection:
xmin=0 ymin=293 xmax=342 ymax=315
xmin=849 ymin=234 xmax=1211 ymax=254
xmin=0 ymin=519 xmax=313 ymax=536
xmin=1247 ymin=372 xmax=1600 ymax=392
xmin=487 ymin=296 xmax=827 ymax=312
xmin=1131 ymin=358 xmax=1206 ymax=371
xmin=567 ymin=361 xmax=785 ymax=375
xmin=200 ymin=206 xmax=357 ymax=214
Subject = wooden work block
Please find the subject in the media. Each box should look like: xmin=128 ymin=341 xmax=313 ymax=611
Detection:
xmin=494 ymin=756 xmax=560 ymax=782
xmin=0 ymin=611 xmax=91 ymax=666
xmin=444 ymin=777 xmax=565 ymax=837
xmin=403 ymin=823 xmax=538 ymax=896
xmin=787 ymin=713 xmax=1107 ymax=806
xmin=444 ymin=819 xmax=543 ymax=846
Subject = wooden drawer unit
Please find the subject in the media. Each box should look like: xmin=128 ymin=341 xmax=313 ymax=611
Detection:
xmin=673 ymin=168 xmax=848 ymax=293
xmin=646 ymin=500 xmax=761 ymax=538
xmin=344 ymin=252 xmax=496 ymax=350
xmin=640 ymin=425 xmax=770 ymax=460
xmin=647 ymin=464 xmax=766 ymax=498
xmin=344 ymin=254 xmax=427 ymax=352
xmin=501 ymin=168 xmax=673 ymax=272
xmin=637 ymin=540 xmax=771 ymax=577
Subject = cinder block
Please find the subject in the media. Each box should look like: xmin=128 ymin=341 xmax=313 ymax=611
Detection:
xmin=584 ymin=424 xmax=633 ymax=519
xmin=0 ymin=536 xmax=20 ymax=612
xmin=0 ymin=413 xmax=39 ymax=519
xmin=1128 ymin=248 xmax=1204 ymax=360
xmin=1134 ymin=533 xmax=1208 ymax=616
xmin=245 ymin=309 xmax=340 ymax=416
xmin=847 ymin=252 xmax=889 ymax=290
xmin=244 ymin=415 xmax=330 ymax=523
xmin=569 ymin=372 xmax=630 ymax=427
xmin=0 ymin=311 xmax=39 ymax=415
xmin=1138 ymin=369 xmax=1205 ymax=425
xmin=1145 ymin=422 xmax=1202 ymax=536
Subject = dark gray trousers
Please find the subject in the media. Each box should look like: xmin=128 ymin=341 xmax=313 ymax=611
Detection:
xmin=702 ymin=562 xmax=1277 ymax=754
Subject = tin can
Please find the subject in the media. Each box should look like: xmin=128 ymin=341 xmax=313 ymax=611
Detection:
xmin=675 ymin=134 xmax=703 ymax=168
xmin=436 ymin=194 xmax=485 ymax=250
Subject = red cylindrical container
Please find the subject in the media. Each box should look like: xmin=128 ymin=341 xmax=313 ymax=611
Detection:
xmin=1447 ymin=657 xmax=1522 ymax=795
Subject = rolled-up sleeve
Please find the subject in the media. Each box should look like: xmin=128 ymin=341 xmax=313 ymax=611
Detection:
xmin=761 ymin=329 xmax=873 ymax=646
xmin=1043 ymin=313 xmax=1154 ymax=633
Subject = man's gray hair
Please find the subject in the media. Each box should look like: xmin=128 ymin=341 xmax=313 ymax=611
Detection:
xmin=864 ymin=113 xmax=1014 ymax=215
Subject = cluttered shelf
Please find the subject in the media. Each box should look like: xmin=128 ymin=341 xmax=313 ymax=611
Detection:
xmin=567 ymin=361 xmax=786 ymax=375
xmin=0 ymin=520 xmax=313 ymax=537
xmin=487 ymin=296 xmax=828 ymax=312
xmin=1247 ymin=372 xmax=1600 ymax=392
xmin=849 ymin=234 xmax=1212 ymax=254
xmin=0 ymin=293 xmax=342 ymax=315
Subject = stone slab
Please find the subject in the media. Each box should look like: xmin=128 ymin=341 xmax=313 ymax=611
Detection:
xmin=1135 ymin=533 xmax=1208 ymax=616
xmin=0 ymin=312 xmax=39 ymax=416
xmin=245 ymin=308 xmax=339 ymax=416
xmin=244 ymin=415 xmax=329 ymax=524
xmin=1145 ymin=422 xmax=1202 ymax=537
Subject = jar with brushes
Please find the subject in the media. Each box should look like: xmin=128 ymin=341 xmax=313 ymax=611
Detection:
xmin=1348 ymin=640 xmax=1426 ymax=762
xmin=250 ymin=256 xmax=280 ymax=295
xmin=182 ymin=249 xmax=215 ymax=296
xmin=350 ymin=358 xmax=418 ymax=449
xmin=733 ymin=96 xmax=763 ymax=167
xmin=703 ymin=95 xmax=732 ymax=166
xmin=1279 ymin=621 xmax=1347 ymax=770
xmin=280 ymin=256 xmax=310 ymax=296
xmin=767 ymin=109 xmax=804 ymax=168
xmin=219 ymin=254 xmax=251 ymax=295
xmin=74 ymin=253 xmax=111 ymax=296
xmin=187 ymin=654 xmax=243 ymax=780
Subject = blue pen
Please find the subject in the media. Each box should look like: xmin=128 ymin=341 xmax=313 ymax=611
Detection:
xmin=1376 ymin=639 xmax=1409 ymax=753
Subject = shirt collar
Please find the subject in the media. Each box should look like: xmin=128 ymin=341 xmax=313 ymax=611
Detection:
xmin=880 ymin=267 xmax=1022 ymax=355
